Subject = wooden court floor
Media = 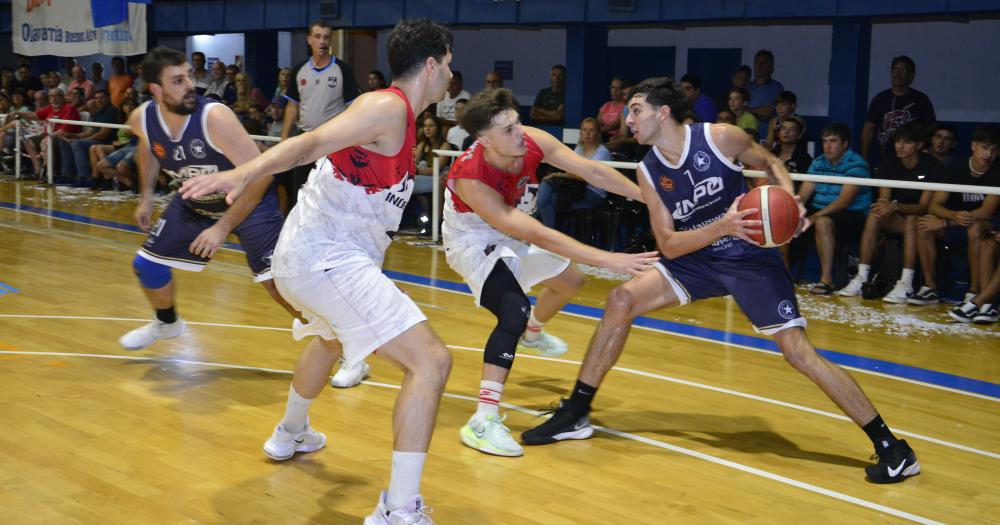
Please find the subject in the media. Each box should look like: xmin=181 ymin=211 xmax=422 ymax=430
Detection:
xmin=1 ymin=178 xmax=998 ymax=524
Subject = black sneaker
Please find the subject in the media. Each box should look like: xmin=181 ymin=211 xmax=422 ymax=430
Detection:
xmin=865 ymin=439 xmax=920 ymax=484
xmin=521 ymin=399 xmax=594 ymax=445
xmin=973 ymin=304 xmax=998 ymax=324
xmin=907 ymin=286 xmax=940 ymax=305
xmin=948 ymin=301 xmax=978 ymax=323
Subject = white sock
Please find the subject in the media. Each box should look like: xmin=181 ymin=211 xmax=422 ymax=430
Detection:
xmin=476 ymin=380 xmax=504 ymax=417
xmin=523 ymin=311 xmax=545 ymax=343
xmin=857 ymin=264 xmax=871 ymax=282
xmin=280 ymin=385 xmax=313 ymax=434
xmin=387 ymin=451 xmax=426 ymax=511
xmin=900 ymin=268 xmax=915 ymax=287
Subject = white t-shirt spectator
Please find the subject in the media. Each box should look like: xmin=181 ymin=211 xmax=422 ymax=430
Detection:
xmin=447 ymin=125 xmax=469 ymax=150
xmin=436 ymin=89 xmax=470 ymax=122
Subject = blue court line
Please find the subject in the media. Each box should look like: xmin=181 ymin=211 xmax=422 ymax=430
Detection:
xmin=0 ymin=282 xmax=18 ymax=294
xmin=4 ymin=199 xmax=999 ymax=399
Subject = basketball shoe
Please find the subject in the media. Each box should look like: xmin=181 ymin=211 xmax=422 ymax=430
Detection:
xmin=521 ymin=399 xmax=594 ymax=445
xmin=866 ymin=439 xmax=920 ymax=483
xmin=517 ymin=332 xmax=568 ymax=357
xmin=119 ymin=318 xmax=185 ymax=350
xmin=263 ymin=419 xmax=327 ymax=461
xmin=836 ymin=276 xmax=865 ymax=297
xmin=949 ymin=301 xmax=978 ymax=323
xmin=460 ymin=413 xmax=523 ymax=457
xmin=973 ymin=304 xmax=998 ymax=324
xmin=330 ymin=358 xmax=371 ymax=388
xmin=881 ymin=280 xmax=912 ymax=304
xmin=907 ymin=286 xmax=940 ymax=305
xmin=365 ymin=490 xmax=434 ymax=525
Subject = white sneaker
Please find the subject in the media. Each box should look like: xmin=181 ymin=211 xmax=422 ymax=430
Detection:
xmin=119 ymin=318 xmax=185 ymax=350
xmin=517 ymin=332 xmax=568 ymax=357
xmin=330 ymin=358 xmax=370 ymax=388
xmin=263 ymin=420 xmax=327 ymax=461
xmin=460 ymin=412 xmax=524 ymax=457
xmin=365 ymin=490 xmax=434 ymax=525
xmin=964 ymin=291 xmax=977 ymax=303
xmin=836 ymin=276 xmax=865 ymax=297
xmin=882 ymin=280 xmax=913 ymax=304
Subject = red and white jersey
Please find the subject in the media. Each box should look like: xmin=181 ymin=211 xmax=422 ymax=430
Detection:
xmin=442 ymin=133 xmax=544 ymax=248
xmin=273 ymin=87 xmax=417 ymax=276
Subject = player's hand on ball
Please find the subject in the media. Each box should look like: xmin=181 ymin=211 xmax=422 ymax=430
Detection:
xmin=722 ymin=194 xmax=763 ymax=245
xmin=605 ymin=251 xmax=659 ymax=276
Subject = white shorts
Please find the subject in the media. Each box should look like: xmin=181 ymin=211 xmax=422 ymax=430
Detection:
xmin=446 ymin=238 xmax=571 ymax=306
xmin=274 ymin=251 xmax=427 ymax=367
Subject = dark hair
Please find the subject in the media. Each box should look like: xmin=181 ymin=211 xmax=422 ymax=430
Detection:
xmin=191 ymin=51 xmax=205 ymax=60
xmin=630 ymin=77 xmax=691 ymax=124
xmin=891 ymin=55 xmax=915 ymax=73
xmin=971 ymin=125 xmax=1000 ymax=146
xmin=821 ymin=123 xmax=851 ymax=145
xmin=93 ymin=89 xmax=111 ymax=98
xmin=755 ymin=49 xmax=775 ymax=62
xmin=552 ymin=65 xmax=566 ymax=73
xmin=368 ymin=69 xmax=387 ymax=87
xmin=729 ymin=87 xmax=750 ymax=101
xmin=735 ymin=65 xmax=751 ymax=76
xmin=111 ymin=56 xmax=125 ymax=66
xmin=387 ymin=18 xmax=453 ymax=80
xmin=781 ymin=116 xmax=806 ymax=134
xmin=932 ymin=123 xmax=957 ymax=137
xmin=142 ymin=46 xmax=187 ymax=86
xmin=0 ymin=92 xmax=9 ymax=104
xmin=894 ymin=122 xmax=925 ymax=144
xmin=462 ymin=87 xmax=519 ymax=137
xmin=775 ymin=90 xmax=797 ymax=104
xmin=451 ymin=70 xmax=462 ymax=82
xmin=680 ymin=73 xmax=701 ymax=90
xmin=308 ymin=20 xmax=332 ymax=34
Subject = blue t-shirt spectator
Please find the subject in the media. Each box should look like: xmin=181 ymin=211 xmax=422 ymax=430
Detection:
xmin=807 ymin=149 xmax=872 ymax=212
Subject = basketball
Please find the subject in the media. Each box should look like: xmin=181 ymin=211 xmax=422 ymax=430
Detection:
xmin=737 ymin=185 xmax=799 ymax=247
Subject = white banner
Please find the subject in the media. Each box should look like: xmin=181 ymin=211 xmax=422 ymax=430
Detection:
xmin=13 ymin=1 xmax=147 ymax=57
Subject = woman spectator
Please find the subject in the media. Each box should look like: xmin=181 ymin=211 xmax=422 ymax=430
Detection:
xmin=597 ymin=77 xmax=625 ymax=141
xmin=535 ymin=117 xmax=611 ymax=228
xmin=367 ymin=70 xmax=388 ymax=92
xmin=230 ymin=72 xmax=269 ymax=117
xmin=272 ymin=68 xmax=291 ymax=103
xmin=413 ymin=115 xmax=454 ymax=233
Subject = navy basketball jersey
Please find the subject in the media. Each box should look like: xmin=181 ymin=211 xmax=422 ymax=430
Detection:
xmin=638 ymin=123 xmax=764 ymax=259
xmin=142 ymin=96 xmax=236 ymax=218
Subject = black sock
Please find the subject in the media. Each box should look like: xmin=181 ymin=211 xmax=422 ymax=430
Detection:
xmin=567 ymin=379 xmax=597 ymax=416
xmin=862 ymin=414 xmax=898 ymax=450
xmin=155 ymin=306 xmax=177 ymax=324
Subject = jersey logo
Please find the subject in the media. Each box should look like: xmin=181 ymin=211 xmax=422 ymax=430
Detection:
xmin=152 ymin=142 xmax=166 ymax=159
xmin=299 ymin=78 xmax=307 ymax=86
xmin=693 ymin=151 xmax=711 ymax=172
xmin=327 ymin=76 xmax=338 ymax=88
xmin=659 ymin=175 xmax=674 ymax=191
xmin=190 ymin=139 xmax=207 ymax=159
xmin=516 ymin=175 xmax=529 ymax=190
xmin=778 ymin=300 xmax=796 ymax=320
xmin=672 ymin=170 xmax=724 ymax=221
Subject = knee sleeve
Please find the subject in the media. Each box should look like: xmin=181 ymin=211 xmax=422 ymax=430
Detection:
xmin=481 ymin=263 xmax=531 ymax=370
xmin=132 ymin=254 xmax=172 ymax=289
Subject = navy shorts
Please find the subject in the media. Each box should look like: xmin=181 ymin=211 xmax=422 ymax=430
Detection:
xmin=656 ymin=250 xmax=807 ymax=335
xmin=137 ymin=192 xmax=284 ymax=282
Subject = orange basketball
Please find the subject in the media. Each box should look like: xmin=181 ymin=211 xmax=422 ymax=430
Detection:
xmin=737 ymin=185 xmax=799 ymax=248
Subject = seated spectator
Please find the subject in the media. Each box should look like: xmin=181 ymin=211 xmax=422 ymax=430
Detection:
xmin=437 ymin=70 xmax=470 ymax=127
xmin=91 ymin=97 xmax=138 ymax=191
xmin=764 ymin=90 xmax=799 ymax=149
xmin=608 ymin=81 xmax=641 ymax=158
xmin=484 ymin=70 xmax=503 ymax=90
xmin=367 ymin=69 xmax=387 ymax=92
xmin=230 ymin=72 xmax=269 ymax=117
xmin=598 ymin=77 xmax=625 ymax=141
xmin=1 ymin=67 xmax=15 ymax=93
xmin=446 ymin=98 xmax=470 ymax=149
xmin=715 ymin=64 xmax=751 ymax=112
xmin=530 ymin=65 xmax=566 ymax=126
xmin=748 ymin=50 xmax=784 ymax=140
xmin=43 ymin=71 xmax=67 ymax=93
xmin=796 ymin=123 xmax=872 ymax=295
xmin=772 ymin=116 xmax=811 ymax=174
xmin=266 ymin=102 xmax=284 ymax=138
xmin=191 ymin=52 xmax=210 ymax=95
xmin=242 ymin=104 xmax=266 ymax=136
xmin=680 ymin=73 xmax=717 ymax=124
xmin=913 ymin=125 xmax=1000 ymax=305
xmin=204 ymin=61 xmax=230 ymax=102
xmin=861 ymin=55 xmax=936 ymax=164
xmin=13 ymin=65 xmax=44 ymax=98
xmin=272 ymin=67 xmax=291 ymax=103
xmin=67 ymin=65 xmax=95 ymax=102
xmin=57 ymin=90 xmax=119 ymax=187
xmin=91 ymin=62 xmax=108 ymax=93
xmin=728 ymin=87 xmax=757 ymax=133
xmin=716 ymin=109 xmax=736 ymax=125
xmin=837 ymin=122 xmax=943 ymax=302
xmin=129 ymin=57 xmax=149 ymax=103
xmin=413 ymin=115 xmax=454 ymax=233
xmin=108 ymin=57 xmax=134 ymax=109
xmin=13 ymin=89 xmax=82 ymax=178
xmin=535 ymin=117 xmax=610 ymax=229
xmin=927 ymin=123 xmax=958 ymax=167
xmin=1 ymin=90 xmax=31 ymax=158
xmin=950 ymin=229 xmax=1000 ymax=324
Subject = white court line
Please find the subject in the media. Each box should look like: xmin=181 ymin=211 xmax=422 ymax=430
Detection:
xmin=0 ymin=349 xmax=943 ymax=525
xmin=1 ymin=313 xmax=996 ymax=460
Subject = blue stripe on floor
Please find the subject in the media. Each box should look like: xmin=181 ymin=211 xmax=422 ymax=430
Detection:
xmin=4 ymin=198 xmax=999 ymax=398
xmin=0 ymin=282 xmax=18 ymax=294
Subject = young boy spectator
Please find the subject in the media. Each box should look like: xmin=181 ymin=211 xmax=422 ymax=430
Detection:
xmin=728 ymin=87 xmax=757 ymax=133
xmin=950 ymin=229 xmax=1000 ymax=324
xmin=764 ymin=90 xmax=799 ymax=149
xmin=837 ymin=122 xmax=943 ymax=302
xmin=928 ymin=123 xmax=958 ymax=167
xmin=771 ymin=116 xmax=812 ymax=174
xmin=912 ymin=125 xmax=1000 ymax=305
xmin=797 ymin=123 xmax=872 ymax=295
xmin=716 ymin=109 xmax=736 ymax=125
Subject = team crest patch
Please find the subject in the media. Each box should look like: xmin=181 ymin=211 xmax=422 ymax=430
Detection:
xmin=659 ymin=175 xmax=674 ymax=191
xmin=300 ymin=78 xmax=307 ymax=86
xmin=777 ymin=300 xmax=796 ymax=320
xmin=693 ymin=151 xmax=711 ymax=172
xmin=152 ymin=142 xmax=166 ymax=159
xmin=190 ymin=139 xmax=207 ymax=159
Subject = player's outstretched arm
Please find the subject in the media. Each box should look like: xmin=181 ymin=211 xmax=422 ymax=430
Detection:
xmin=205 ymin=104 xmax=270 ymax=232
xmin=527 ymin=127 xmax=644 ymax=203
xmin=454 ymin=178 xmax=658 ymax=275
xmin=180 ymin=91 xmax=401 ymax=204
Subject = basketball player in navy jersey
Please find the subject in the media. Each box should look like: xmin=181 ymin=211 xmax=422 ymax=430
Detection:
xmin=120 ymin=47 xmax=298 ymax=351
xmin=180 ymin=19 xmax=453 ymax=524
xmin=523 ymin=77 xmax=919 ymax=484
